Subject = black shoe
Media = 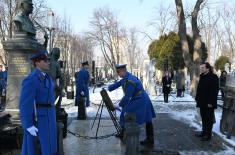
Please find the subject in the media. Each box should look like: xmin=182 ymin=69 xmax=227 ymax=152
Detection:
xmin=195 ymin=132 xmax=204 ymax=137
xmin=200 ymin=136 xmax=211 ymax=141
xmin=140 ymin=138 xmax=154 ymax=145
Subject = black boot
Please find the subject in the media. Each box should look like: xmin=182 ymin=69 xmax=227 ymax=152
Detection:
xmin=140 ymin=122 xmax=154 ymax=145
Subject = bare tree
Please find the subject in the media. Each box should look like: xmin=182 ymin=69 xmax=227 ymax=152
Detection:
xmin=220 ymin=4 xmax=235 ymax=61
xmin=123 ymin=27 xmax=139 ymax=73
xmin=88 ymin=7 xmax=125 ymax=73
xmin=149 ymin=2 xmax=177 ymax=36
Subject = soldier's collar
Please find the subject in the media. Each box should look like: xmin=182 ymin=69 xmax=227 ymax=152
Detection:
xmin=35 ymin=69 xmax=46 ymax=81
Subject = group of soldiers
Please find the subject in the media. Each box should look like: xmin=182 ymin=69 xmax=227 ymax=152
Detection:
xmin=17 ymin=47 xmax=220 ymax=155
xmin=74 ymin=62 xmax=156 ymax=145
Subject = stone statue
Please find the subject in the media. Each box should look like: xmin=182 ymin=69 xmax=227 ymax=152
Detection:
xmin=224 ymin=63 xmax=230 ymax=73
xmin=13 ymin=0 xmax=36 ymax=37
xmin=143 ymin=58 xmax=156 ymax=96
xmin=48 ymin=47 xmax=64 ymax=108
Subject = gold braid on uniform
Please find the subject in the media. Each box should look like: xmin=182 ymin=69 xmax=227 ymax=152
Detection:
xmin=123 ymin=80 xmax=141 ymax=97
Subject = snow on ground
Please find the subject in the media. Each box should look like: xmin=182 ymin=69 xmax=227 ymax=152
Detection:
xmin=61 ymin=85 xmax=235 ymax=148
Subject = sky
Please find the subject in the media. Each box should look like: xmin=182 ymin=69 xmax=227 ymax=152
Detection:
xmin=45 ymin=0 xmax=234 ymax=57
xmin=46 ymin=0 xmax=165 ymax=35
xmin=46 ymin=0 xmax=228 ymax=35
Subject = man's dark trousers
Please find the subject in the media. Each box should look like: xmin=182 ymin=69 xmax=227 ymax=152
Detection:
xmin=200 ymin=108 xmax=214 ymax=138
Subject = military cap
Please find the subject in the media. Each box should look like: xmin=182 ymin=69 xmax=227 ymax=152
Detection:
xmin=115 ymin=64 xmax=127 ymax=69
xmin=81 ymin=61 xmax=89 ymax=66
xmin=30 ymin=50 xmax=49 ymax=62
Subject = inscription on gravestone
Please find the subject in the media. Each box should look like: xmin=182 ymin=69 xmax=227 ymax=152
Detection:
xmin=8 ymin=54 xmax=30 ymax=76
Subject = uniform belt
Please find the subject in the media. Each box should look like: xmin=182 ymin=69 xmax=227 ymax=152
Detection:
xmin=133 ymin=90 xmax=142 ymax=97
xmin=36 ymin=103 xmax=52 ymax=108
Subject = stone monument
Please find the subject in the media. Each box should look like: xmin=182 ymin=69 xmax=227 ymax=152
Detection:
xmin=143 ymin=58 xmax=157 ymax=96
xmin=3 ymin=0 xmax=45 ymax=116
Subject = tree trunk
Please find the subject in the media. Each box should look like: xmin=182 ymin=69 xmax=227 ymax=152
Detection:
xmin=190 ymin=0 xmax=204 ymax=96
xmin=175 ymin=0 xmax=204 ymax=97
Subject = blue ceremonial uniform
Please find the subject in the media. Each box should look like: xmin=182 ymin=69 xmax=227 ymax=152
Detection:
xmin=19 ymin=68 xmax=57 ymax=155
xmin=75 ymin=67 xmax=90 ymax=107
xmin=108 ymin=72 xmax=156 ymax=127
xmin=0 ymin=71 xmax=6 ymax=96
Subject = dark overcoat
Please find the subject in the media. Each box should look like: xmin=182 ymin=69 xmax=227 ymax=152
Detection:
xmin=162 ymin=75 xmax=172 ymax=94
xmin=195 ymin=72 xmax=219 ymax=109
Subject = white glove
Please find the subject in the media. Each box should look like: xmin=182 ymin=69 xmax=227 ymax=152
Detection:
xmin=114 ymin=104 xmax=121 ymax=112
xmin=80 ymin=91 xmax=84 ymax=96
xmin=27 ymin=126 xmax=38 ymax=136
xmin=102 ymin=86 xmax=107 ymax=90
xmin=167 ymin=84 xmax=170 ymax=87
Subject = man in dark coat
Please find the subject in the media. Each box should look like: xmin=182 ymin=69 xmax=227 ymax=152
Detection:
xmin=162 ymin=71 xmax=172 ymax=103
xmin=195 ymin=62 xmax=219 ymax=141
xmin=175 ymin=70 xmax=185 ymax=97
xmin=108 ymin=64 xmax=156 ymax=145
xmin=75 ymin=61 xmax=90 ymax=107
xmin=219 ymin=70 xmax=227 ymax=100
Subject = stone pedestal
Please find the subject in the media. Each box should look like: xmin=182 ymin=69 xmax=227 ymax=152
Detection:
xmin=3 ymin=38 xmax=44 ymax=116
xmin=124 ymin=113 xmax=140 ymax=155
xmin=77 ymin=97 xmax=87 ymax=120
xmin=220 ymin=71 xmax=235 ymax=138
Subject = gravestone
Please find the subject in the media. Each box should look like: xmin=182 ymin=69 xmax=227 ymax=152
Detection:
xmin=220 ymin=70 xmax=235 ymax=138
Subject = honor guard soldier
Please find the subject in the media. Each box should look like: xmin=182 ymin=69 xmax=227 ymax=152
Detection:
xmin=108 ymin=64 xmax=156 ymax=145
xmin=75 ymin=61 xmax=90 ymax=107
xmin=0 ymin=65 xmax=6 ymax=96
xmin=19 ymin=50 xmax=57 ymax=155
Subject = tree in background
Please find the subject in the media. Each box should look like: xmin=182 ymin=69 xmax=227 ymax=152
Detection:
xmin=123 ymin=27 xmax=144 ymax=74
xmin=148 ymin=31 xmax=207 ymax=71
xmin=148 ymin=32 xmax=185 ymax=71
xmin=214 ymin=56 xmax=230 ymax=71
xmin=88 ymin=7 xmax=126 ymax=75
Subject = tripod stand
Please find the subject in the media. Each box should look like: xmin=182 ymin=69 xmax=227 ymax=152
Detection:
xmin=91 ymin=89 xmax=122 ymax=138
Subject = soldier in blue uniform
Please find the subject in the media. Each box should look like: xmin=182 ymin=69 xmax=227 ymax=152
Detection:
xmin=19 ymin=50 xmax=57 ymax=155
xmin=108 ymin=64 xmax=156 ymax=145
xmin=75 ymin=61 xmax=90 ymax=107
xmin=0 ymin=65 xmax=6 ymax=96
